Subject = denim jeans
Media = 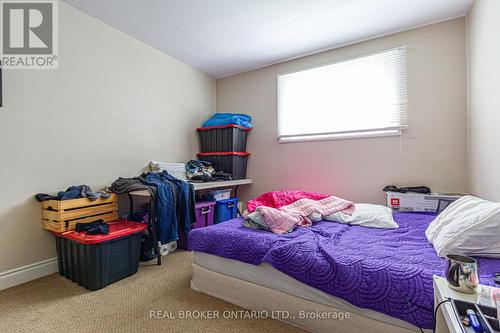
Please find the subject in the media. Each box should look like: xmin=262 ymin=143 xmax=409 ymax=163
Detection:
xmin=158 ymin=171 xmax=196 ymax=235
xmin=145 ymin=173 xmax=179 ymax=244
xmin=145 ymin=171 xmax=196 ymax=244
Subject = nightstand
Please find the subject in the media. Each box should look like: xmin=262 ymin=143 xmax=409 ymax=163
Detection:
xmin=433 ymin=276 xmax=497 ymax=333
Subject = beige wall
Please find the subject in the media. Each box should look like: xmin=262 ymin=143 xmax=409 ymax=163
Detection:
xmin=466 ymin=0 xmax=500 ymax=201
xmin=217 ymin=18 xmax=467 ymax=205
xmin=0 ymin=3 xmax=215 ymax=272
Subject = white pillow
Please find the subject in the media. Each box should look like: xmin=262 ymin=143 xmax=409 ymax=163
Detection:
xmin=425 ymin=196 xmax=500 ymax=258
xmin=325 ymin=204 xmax=399 ymax=229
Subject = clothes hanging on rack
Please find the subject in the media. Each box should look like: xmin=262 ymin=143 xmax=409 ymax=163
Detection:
xmin=145 ymin=172 xmax=179 ymax=244
xmin=110 ymin=171 xmax=196 ymax=245
xmin=145 ymin=171 xmax=196 ymax=243
xmin=109 ymin=176 xmax=157 ymax=200
xmin=157 ymin=171 xmax=196 ymax=236
xmin=109 ymin=176 xmax=161 ymax=264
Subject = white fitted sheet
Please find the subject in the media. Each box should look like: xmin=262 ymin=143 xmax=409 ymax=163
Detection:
xmin=193 ymin=251 xmax=422 ymax=332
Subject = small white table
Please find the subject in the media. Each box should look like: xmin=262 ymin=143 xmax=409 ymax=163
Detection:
xmin=433 ymin=276 xmax=497 ymax=333
xmin=129 ymin=179 xmax=252 ymax=195
xmin=190 ymin=179 xmax=252 ymax=191
xmin=129 ymin=179 xmax=253 ymax=215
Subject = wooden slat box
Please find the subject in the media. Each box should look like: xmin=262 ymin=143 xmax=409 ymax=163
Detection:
xmin=41 ymin=194 xmax=118 ymax=233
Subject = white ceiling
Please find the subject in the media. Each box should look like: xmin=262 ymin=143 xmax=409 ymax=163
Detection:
xmin=63 ymin=0 xmax=474 ymax=78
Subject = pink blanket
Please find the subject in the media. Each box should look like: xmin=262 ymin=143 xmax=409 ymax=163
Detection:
xmin=256 ymin=196 xmax=355 ymax=234
xmin=247 ymin=190 xmax=329 ymax=213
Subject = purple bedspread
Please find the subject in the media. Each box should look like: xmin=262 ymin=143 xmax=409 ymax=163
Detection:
xmin=189 ymin=212 xmax=500 ymax=329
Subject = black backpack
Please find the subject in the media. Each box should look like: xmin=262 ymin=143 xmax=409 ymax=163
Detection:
xmin=140 ymin=233 xmax=157 ymax=262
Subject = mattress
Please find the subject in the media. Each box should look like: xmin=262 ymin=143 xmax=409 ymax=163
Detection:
xmin=189 ymin=212 xmax=500 ymax=329
xmin=193 ymin=251 xmax=419 ymax=331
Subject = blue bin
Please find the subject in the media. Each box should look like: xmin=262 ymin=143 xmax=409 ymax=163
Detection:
xmin=215 ymin=197 xmax=239 ymax=223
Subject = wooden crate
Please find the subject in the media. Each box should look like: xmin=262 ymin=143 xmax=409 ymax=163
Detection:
xmin=41 ymin=194 xmax=118 ymax=233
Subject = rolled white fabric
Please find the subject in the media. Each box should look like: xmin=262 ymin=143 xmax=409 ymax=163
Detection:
xmin=158 ymin=241 xmax=178 ymax=256
xmin=158 ymin=244 xmax=170 ymax=256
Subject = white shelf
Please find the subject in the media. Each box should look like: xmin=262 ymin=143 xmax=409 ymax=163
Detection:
xmin=128 ymin=179 xmax=252 ymax=196
xmin=191 ymin=179 xmax=252 ymax=191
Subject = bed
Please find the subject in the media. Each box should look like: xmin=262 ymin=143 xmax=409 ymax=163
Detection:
xmin=189 ymin=212 xmax=500 ymax=332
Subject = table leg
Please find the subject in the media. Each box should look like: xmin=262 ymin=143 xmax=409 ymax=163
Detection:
xmin=233 ymin=185 xmax=242 ymax=217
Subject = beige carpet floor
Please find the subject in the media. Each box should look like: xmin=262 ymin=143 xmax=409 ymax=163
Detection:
xmin=0 ymin=250 xmax=305 ymax=333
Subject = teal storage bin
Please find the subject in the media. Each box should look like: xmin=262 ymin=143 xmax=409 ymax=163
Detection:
xmin=215 ymin=197 xmax=238 ymax=223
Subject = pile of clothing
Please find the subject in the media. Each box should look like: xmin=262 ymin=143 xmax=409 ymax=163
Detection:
xmin=75 ymin=219 xmax=109 ymax=235
xmin=383 ymin=185 xmax=431 ymax=194
xmin=244 ymin=190 xmax=354 ymax=234
xmin=110 ymin=171 xmax=196 ymax=244
xmin=185 ymin=160 xmax=231 ymax=182
xmin=35 ymin=185 xmax=110 ymax=202
xmin=202 ymin=113 xmax=253 ymax=128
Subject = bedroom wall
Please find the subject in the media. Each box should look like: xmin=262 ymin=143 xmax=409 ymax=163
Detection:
xmin=466 ymin=0 xmax=500 ymax=202
xmin=216 ymin=18 xmax=467 ymax=205
xmin=0 ymin=3 xmax=215 ymax=273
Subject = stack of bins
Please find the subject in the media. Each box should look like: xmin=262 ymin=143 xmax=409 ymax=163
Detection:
xmin=196 ymin=125 xmax=251 ymax=180
xmin=178 ymin=201 xmax=216 ymax=249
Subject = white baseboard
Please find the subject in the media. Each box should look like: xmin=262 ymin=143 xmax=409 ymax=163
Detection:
xmin=0 ymin=257 xmax=58 ymax=291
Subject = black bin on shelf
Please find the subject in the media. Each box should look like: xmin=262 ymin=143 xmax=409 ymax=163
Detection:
xmin=197 ymin=152 xmax=250 ymax=180
xmin=197 ymin=125 xmax=251 ymax=153
xmin=53 ymin=220 xmax=146 ymax=291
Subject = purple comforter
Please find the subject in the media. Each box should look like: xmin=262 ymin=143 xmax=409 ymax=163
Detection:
xmin=189 ymin=212 xmax=500 ymax=329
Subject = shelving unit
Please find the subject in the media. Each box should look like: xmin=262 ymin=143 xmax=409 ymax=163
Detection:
xmin=129 ymin=179 xmax=252 ymax=196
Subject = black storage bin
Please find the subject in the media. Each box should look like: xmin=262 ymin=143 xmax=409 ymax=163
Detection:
xmin=198 ymin=152 xmax=250 ymax=180
xmin=53 ymin=220 xmax=146 ymax=291
xmin=197 ymin=125 xmax=251 ymax=153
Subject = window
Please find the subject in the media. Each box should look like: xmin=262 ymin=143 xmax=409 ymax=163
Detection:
xmin=277 ymin=47 xmax=407 ymax=143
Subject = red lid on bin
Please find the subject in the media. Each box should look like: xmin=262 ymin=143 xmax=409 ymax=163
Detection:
xmin=197 ymin=152 xmax=251 ymax=156
xmin=59 ymin=220 xmax=147 ymax=244
xmin=197 ymin=124 xmax=252 ymax=131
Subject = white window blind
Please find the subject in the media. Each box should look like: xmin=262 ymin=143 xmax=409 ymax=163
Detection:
xmin=277 ymin=47 xmax=407 ymax=143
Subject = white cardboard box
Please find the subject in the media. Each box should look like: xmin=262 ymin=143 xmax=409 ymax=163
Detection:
xmin=386 ymin=192 xmax=464 ymax=213
xmin=210 ymin=189 xmax=232 ymax=201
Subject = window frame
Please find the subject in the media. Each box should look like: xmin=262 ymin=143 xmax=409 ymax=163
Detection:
xmin=276 ymin=46 xmax=408 ymax=144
